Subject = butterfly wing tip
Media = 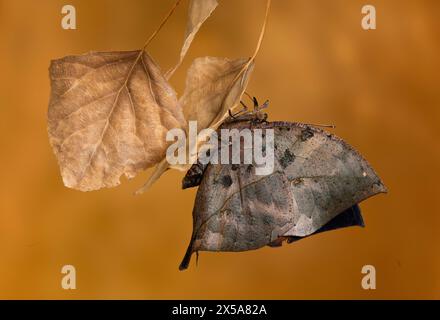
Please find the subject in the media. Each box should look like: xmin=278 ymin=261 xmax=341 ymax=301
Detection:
xmin=179 ymin=245 xmax=195 ymax=271
xmin=178 ymin=264 xmax=188 ymax=271
xmin=376 ymin=182 xmax=388 ymax=195
xmin=181 ymin=180 xmax=191 ymax=190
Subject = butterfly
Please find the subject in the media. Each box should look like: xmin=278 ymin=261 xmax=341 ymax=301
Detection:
xmin=179 ymin=98 xmax=387 ymax=270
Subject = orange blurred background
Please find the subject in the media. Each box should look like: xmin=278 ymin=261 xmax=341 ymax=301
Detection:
xmin=0 ymin=0 xmax=438 ymax=299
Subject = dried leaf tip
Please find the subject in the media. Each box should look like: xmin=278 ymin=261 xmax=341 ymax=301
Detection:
xmin=166 ymin=0 xmax=219 ymax=79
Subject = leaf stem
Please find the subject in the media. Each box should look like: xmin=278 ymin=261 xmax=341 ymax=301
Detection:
xmin=142 ymin=0 xmax=183 ymax=51
xmin=250 ymin=0 xmax=271 ymax=63
xmin=212 ymin=0 xmax=271 ymax=128
xmin=124 ymin=0 xmax=183 ymax=89
xmin=232 ymin=0 xmax=271 ymax=84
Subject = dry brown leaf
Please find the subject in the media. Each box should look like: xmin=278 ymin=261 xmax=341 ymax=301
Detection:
xmin=165 ymin=0 xmax=218 ymax=79
xmin=135 ymin=56 xmax=254 ymax=194
xmin=48 ymin=50 xmax=185 ymax=191
xmin=181 ymin=56 xmax=254 ymax=131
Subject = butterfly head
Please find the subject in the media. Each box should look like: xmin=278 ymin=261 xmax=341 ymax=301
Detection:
xmin=227 ymin=96 xmax=269 ymax=123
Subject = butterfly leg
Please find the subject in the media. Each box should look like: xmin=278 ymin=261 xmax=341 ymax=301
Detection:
xmin=253 ymin=96 xmax=259 ymax=109
xmin=228 ymin=101 xmax=249 ymax=119
xmin=238 ymin=101 xmax=249 ymax=115
xmin=250 ymin=99 xmax=269 ymax=124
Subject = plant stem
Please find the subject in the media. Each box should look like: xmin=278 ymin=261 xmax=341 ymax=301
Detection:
xmin=142 ymin=0 xmax=183 ymax=51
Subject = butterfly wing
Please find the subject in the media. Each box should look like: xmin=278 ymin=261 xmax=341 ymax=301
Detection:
xmin=179 ymin=121 xmax=386 ymax=270
xmin=276 ymin=204 xmax=364 ymax=246
xmin=270 ymin=122 xmax=386 ymax=237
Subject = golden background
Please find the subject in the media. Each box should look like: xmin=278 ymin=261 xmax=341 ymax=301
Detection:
xmin=0 ymin=0 xmax=438 ymax=299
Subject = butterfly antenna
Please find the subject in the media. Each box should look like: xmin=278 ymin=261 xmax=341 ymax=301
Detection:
xmin=259 ymin=99 xmax=269 ymax=110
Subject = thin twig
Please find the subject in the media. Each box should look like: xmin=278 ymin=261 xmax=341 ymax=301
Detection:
xmin=231 ymin=0 xmax=271 ymax=84
xmin=213 ymin=0 xmax=272 ymax=127
xmin=142 ymin=0 xmax=183 ymax=51
xmin=124 ymin=0 xmax=182 ymax=89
